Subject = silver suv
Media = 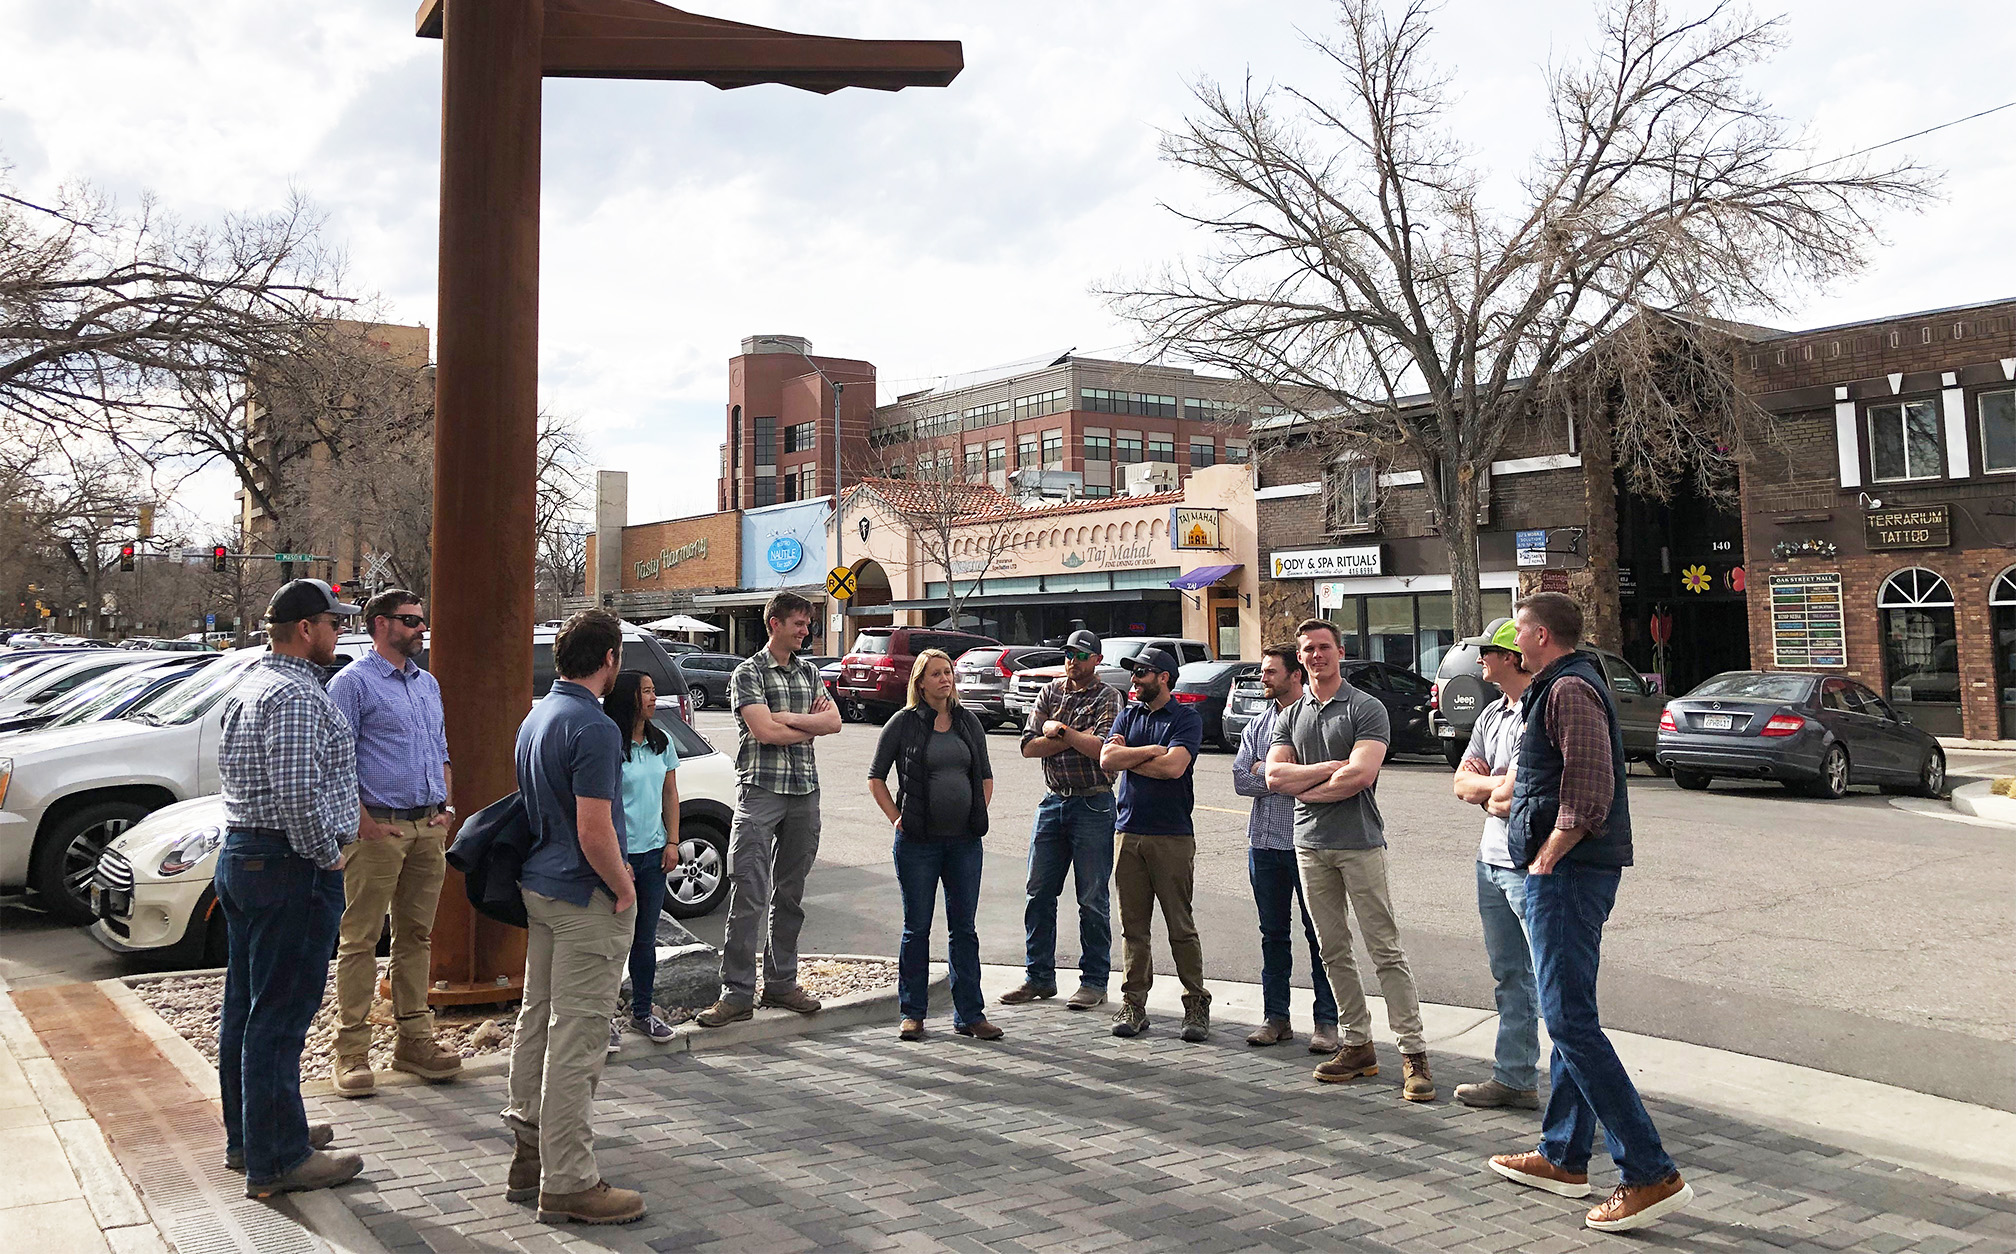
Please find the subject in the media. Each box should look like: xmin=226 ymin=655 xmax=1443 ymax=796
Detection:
xmin=1004 ymin=637 xmax=1213 ymax=720
xmin=1432 ymin=639 xmax=1669 ymax=771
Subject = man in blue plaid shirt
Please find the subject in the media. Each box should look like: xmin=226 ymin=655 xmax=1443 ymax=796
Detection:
xmin=215 ymin=580 xmax=365 ymax=1198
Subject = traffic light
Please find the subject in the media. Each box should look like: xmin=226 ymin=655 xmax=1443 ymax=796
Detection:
xmin=119 ymin=544 xmax=136 ymax=572
xmin=212 ymin=545 xmax=228 ymax=573
xmin=329 ymin=582 xmax=342 ymax=599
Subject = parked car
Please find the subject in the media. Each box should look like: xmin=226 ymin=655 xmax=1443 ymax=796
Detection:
xmin=1655 ymin=671 xmax=1945 ymax=799
xmin=327 ymin=624 xmax=695 ymax=723
xmin=120 ymin=637 xmax=209 ymax=652
xmin=1004 ymin=637 xmax=1213 ymax=720
xmin=954 ymin=646 xmax=1065 ymax=730
xmin=0 ymin=655 xmax=216 ymax=738
xmin=89 ymin=707 xmax=738 ymax=967
xmin=809 ymin=657 xmax=856 ymax=721
xmin=1432 ymin=636 xmax=1668 ymax=770
xmin=1171 ymin=660 xmax=1261 ymax=749
xmin=0 ymin=650 xmax=162 ymax=724
xmin=836 ymin=627 xmax=1002 ymax=723
xmin=1222 ymin=658 xmax=1440 ymax=756
xmin=674 ymin=652 xmax=743 ymax=711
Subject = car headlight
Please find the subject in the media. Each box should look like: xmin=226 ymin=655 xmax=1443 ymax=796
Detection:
xmin=158 ymin=825 xmax=225 ymax=877
xmin=0 ymin=757 xmax=10 ymax=809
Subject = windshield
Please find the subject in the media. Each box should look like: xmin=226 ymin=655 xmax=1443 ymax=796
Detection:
xmin=848 ymin=633 xmax=891 ymax=656
xmin=1103 ymin=641 xmax=1150 ymax=663
xmin=38 ymin=665 xmax=169 ymax=727
xmin=141 ymin=651 xmax=262 ymax=725
xmin=0 ymin=657 xmax=69 ymax=700
xmin=1685 ymin=672 xmax=1814 ymax=702
xmin=1179 ymin=661 xmax=1243 ymax=682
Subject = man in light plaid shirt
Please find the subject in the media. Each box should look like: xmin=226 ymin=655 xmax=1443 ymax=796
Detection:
xmin=696 ymin=590 xmax=841 ymax=1027
xmin=215 ymin=580 xmax=365 ymax=1199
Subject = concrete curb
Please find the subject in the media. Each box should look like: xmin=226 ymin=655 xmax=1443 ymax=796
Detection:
xmin=1950 ymin=778 xmax=2016 ymax=826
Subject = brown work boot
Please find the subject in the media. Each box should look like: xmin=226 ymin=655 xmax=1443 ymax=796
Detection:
xmin=1455 ymin=1079 xmax=1540 ymax=1109
xmin=1308 ymin=1024 xmax=1340 ymax=1054
xmin=226 ymin=1123 xmax=331 ymax=1172
xmin=695 ymin=997 xmax=754 ymax=1028
xmin=956 ymin=1019 xmax=1005 ymax=1041
xmin=1313 ymin=1041 xmax=1379 ymax=1083
xmin=898 ymin=1018 xmax=925 ymax=1041
xmin=332 ymin=1055 xmax=375 ymax=1097
xmin=998 ymin=982 xmax=1057 ymax=1005
xmin=244 ymin=1149 xmax=364 ymax=1199
xmin=1402 ymin=1051 xmax=1436 ymax=1102
xmin=391 ymin=1036 xmax=464 ymax=1082
xmin=1488 ymin=1151 xmax=1593 ymax=1198
xmin=505 ymin=1137 xmax=540 ymax=1204
xmin=537 ymin=1179 xmax=645 ymax=1225
xmin=1585 ymin=1173 xmax=1693 ymax=1232
xmin=1246 ymin=1018 xmax=1293 ymax=1047
xmin=758 ymin=984 xmax=822 ymax=1014
xmin=1064 ymin=986 xmax=1107 ymax=1010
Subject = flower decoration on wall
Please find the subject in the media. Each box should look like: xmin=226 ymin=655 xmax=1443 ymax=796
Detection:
xmin=1681 ymin=564 xmax=1711 ymax=594
xmin=1771 ymin=538 xmax=1838 ymax=560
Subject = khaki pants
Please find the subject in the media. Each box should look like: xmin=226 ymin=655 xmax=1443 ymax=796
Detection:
xmin=1114 ymin=831 xmax=1207 ymax=1006
xmin=334 ymin=816 xmax=447 ymax=1059
xmin=1296 ymin=846 xmax=1425 ymax=1054
xmin=503 ymin=888 xmax=635 ymax=1196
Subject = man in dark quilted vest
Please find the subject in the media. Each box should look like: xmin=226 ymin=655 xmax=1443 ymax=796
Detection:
xmin=1484 ymin=592 xmax=1692 ymax=1234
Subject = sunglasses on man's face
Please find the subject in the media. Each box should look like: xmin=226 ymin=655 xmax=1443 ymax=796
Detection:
xmin=386 ymin=613 xmax=427 ymax=629
xmin=1066 ymin=650 xmax=1094 ymax=661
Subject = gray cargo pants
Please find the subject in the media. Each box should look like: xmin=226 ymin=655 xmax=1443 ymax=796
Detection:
xmin=718 ymin=785 xmax=822 ymax=1003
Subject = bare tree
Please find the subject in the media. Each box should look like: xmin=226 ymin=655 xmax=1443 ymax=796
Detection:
xmin=1110 ymin=0 xmax=1929 ymax=634
xmin=0 ymin=431 xmax=158 ymax=637
xmin=534 ymin=410 xmax=592 ymax=620
xmin=847 ymin=433 xmax=1026 ymax=626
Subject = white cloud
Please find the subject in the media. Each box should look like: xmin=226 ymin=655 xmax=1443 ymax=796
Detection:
xmin=5 ymin=0 xmax=2012 ymax=527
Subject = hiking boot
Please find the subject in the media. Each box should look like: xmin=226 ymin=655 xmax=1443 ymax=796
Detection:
xmin=695 ymin=997 xmax=754 ymax=1028
xmin=332 ymin=1055 xmax=375 ymax=1097
xmin=758 ymin=984 xmax=822 ymax=1015
xmin=392 ymin=1036 xmax=464 ymax=1082
xmin=1455 ymin=1078 xmax=1539 ymax=1109
xmin=1246 ymin=1018 xmax=1292 ymax=1047
xmin=1308 ymin=1024 xmax=1340 ymax=1054
xmin=1488 ymin=1151 xmax=1592 ymax=1198
xmin=1402 ymin=1051 xmax=1436 ymax=1102
xmin=536 ymin=1179 xmax=645 ymax=1225
xmin=999 ymin=982 xmax=1057 ymax=1005
xmin=632 ymin=1012 xmax=678 ymax=1043
xmin=898 ymin=1018 xmax=925 ymax=1041
xmin=1585 ymin=1173 xmax=1693 ymax=1232
xmin=1065 ymin=986 xmax=1107 ymax=1010
xmin=226 ymin=1123 xmax=331 ymax=1172
xmin=1179 ymin=994 xmax=1211 ymax=1043
xmin=1110 ymin=1001 xmax=1148 ymax=1038
xmin=1313 ymin=1041 xmax=1379 ymax=1083
xmin=505 ymin=1137 xmax=540 ymax=1203
xmin=956 ymin=1019 xmax=1005 ymax=1041
xmin=244 ymin=1149 xmax=364 ymax=1199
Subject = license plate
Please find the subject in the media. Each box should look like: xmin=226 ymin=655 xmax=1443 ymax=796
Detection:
xmin=1702 ymin=713 xmax=1733 ymax=730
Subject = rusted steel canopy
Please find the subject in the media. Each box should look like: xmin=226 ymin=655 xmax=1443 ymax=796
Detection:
xmin=416 ymin=0 xmax=959 ymax=1003
xmin=418 ymin=0 xmax=963 ymax=92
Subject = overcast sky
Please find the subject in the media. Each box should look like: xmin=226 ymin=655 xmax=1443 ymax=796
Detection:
xmin=4 ymin=0 xmax=2012 ymax=531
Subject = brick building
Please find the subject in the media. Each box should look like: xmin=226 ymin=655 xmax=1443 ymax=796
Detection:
xmin=1739 ymin=298 xmax=2016 ymax=741
xmin=718 ymin=335 xmax=877 ymax=512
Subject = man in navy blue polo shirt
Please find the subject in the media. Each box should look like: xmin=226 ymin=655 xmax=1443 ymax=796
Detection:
xmin=1098 ymin=647 xmax=1209 ymax=1042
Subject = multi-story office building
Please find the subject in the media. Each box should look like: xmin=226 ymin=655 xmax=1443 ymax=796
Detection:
xmin=863 ymin=356 xmax=1263 ymax=498
xmin=717 ymin=334 xmax=877 ymax=513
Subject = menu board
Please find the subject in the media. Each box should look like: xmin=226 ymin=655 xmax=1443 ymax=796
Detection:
xmin=1769 ymin=573 xmax=1845 ymax=667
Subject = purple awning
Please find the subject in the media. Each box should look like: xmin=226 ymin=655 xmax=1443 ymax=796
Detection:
xmin=1168 ymin=563 xmax=1242 ymax=591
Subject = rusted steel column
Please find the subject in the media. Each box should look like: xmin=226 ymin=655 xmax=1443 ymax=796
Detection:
xmin=428 ymin=0 xmax=542 ymax=999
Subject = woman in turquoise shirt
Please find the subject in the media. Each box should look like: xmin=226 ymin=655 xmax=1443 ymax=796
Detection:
xmin=603 ymin=671 xmax=680 ymax=1045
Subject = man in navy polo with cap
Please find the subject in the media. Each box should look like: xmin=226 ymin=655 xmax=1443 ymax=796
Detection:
xmin=1099 ymin=646 xmax=1210 ymax=1041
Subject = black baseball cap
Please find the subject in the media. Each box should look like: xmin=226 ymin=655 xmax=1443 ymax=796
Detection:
xmin=1122 ymin=646 xmax=1180 ymax=680
xmin=265 ymin=578 xmax=360 ymax=625
xmin=1065 ymin=629 xmax=1102 ymax=654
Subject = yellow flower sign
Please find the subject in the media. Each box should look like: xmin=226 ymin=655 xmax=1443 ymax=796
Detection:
xmin=1681 ymin=563 xmax=1711 ymax=594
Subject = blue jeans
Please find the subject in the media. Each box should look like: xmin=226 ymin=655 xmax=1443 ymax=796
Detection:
xmin=1477 ymin=861 xmax=1540 ymax=1090
xmin=627 ymin=849 xmax=669 ymax=1015
xmin=216 ymin=832 xmax=344 ymax=1185
xmin=1022 ymin=793 xmax=1115 ymax=991
xmin=1527 ymin=863 xmax=1676 ymax=1186
xmin=893 ymin=832 xmax=985 ymax=1028
xmin=1247 ymin=847 xmax=1337 ymax=1025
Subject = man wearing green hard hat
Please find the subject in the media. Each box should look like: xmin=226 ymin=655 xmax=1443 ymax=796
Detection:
xmin=1449 ymin=617 xmax=1540 ymax=1110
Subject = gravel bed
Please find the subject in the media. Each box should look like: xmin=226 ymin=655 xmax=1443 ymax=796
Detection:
xmin=133 ymin=956 xmax=896 ymax=1078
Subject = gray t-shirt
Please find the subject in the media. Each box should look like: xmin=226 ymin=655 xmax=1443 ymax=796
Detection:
xmin=1464 ymin=696 xmax=1523 ymax=868
xmin=1271 ymin=679 xmax=1391 ymax=850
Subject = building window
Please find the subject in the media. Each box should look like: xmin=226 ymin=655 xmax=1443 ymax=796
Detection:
xmin=1116 ymin=435 xmax=1144 ymax=463
xmin=1080 ymin=388 xmax=1177 ymax=417
xmin=986 ymin=440 xmax=1006 ymax=471
xmin=799 ymin=466 xmax=818 ymax=498
xmin=1013 ymin=389 xmax=1067 ymax=421
xmin=1981 ymin=389 xmax=2016 ymax=473
xmin=754 ymin=474 xmax=777 ymax=507
xmin=751 ymin=416 xmax=776 ymax=470
xmin=869 ymin=421 xmax=910 ymax=447
xmin=963 ymin=399 xmax=1011 ymax=430
xmin=1083 ymin=484 xmax=1113 ymax=498
xmin=1147 ymin=434 xmax=1174 ymax=462
xmin=1084 ymin=433 xmax=1111 ymax=461
xmin=1878 ymin=567 xmax=1957 ymax=717
xmin=1041 ymin=430 xmax=1063 ymax=467
xmin=1325 ymin=458 xmax=1378 ymax=533
xmin=1189 ymin=438 xmax=1216 ymax=468
xmin=1868 ymin=399 xmax=1942 ymax=482
xmin=1184 ymin=396 xmax=1243 ymax=422
xmin=915 ymin=410 xmax=961 ymax=439
xmin=785 ymin=420 xmax=817 ymax=453
xmin=964 ymin=446 xmax=984 ymax=478
xmin=1225 ymin=441 xmax=1249 ymax=464
xmin=1017 ymin=435 xmax=1038 ymax=466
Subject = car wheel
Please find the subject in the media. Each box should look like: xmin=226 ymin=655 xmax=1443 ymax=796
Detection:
xmin=31 ymin=800 xmax=152 ymax=925
xmin=1804 ymin=745 xmax=1850 ymax=800
xmin=664 ymin=822 xmax=729 ymax=919
xmin=687 ymin=684 xmax=708 ymax=712
xmin=1915 ymin=749 xmax=1946 ymax=798
xmin=1671 ymin=768 xmax=1711 ymax=791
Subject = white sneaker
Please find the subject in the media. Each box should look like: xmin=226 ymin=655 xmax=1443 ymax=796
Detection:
xmin=607 ymin=1020 xmax=623 ymax=1054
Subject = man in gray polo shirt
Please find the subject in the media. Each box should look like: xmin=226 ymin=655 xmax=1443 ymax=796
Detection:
xmin=1266 ymin=617 xmax=1432 ymax=1101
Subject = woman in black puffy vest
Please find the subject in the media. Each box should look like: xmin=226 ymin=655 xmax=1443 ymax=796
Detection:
xmin=868 ymin=648 xmax=1000 ymax=1041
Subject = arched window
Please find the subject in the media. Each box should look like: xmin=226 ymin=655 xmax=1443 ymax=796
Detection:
xmin=1149 ymin=517 xmax=1165 ymax=540
xmin=1878 ymin=567 xmax=1959 ymax=732
xmin=1991 ymin=568 xmax=2016 ymax=736
xmin=1991 ymin=567 xmax=2016 ymax=607
xmin=1121 ymin=521 xmax=1135 ymax=541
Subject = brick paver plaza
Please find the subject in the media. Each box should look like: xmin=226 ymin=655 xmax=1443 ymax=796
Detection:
xmin=313 ymin=1004 xmax=2016 ymax=1253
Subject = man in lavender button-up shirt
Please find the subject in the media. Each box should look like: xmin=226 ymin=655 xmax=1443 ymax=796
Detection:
xmin=323 ymin=589 xmax=462 ymax=1093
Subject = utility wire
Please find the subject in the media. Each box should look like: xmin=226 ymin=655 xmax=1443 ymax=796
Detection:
xmin=1791 ymin=99 xmax=2015 ymax=176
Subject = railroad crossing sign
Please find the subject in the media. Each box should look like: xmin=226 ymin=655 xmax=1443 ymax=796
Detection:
xmin=826 ymin=566 xmax=857 ymax=600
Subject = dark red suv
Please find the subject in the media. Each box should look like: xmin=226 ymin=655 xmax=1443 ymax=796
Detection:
xmin=837 ymin=626 xmax=1002 ymax=722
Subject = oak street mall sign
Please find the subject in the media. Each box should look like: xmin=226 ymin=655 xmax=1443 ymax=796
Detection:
xmin=1864 ymin=504 xmax=1950 ymax=551
xmin=635 ymin=537 xmax=710 ymax=581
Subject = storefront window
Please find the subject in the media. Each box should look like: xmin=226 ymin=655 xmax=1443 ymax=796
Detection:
xmin=1321 ymin=588 xmax=1514 ymax=674
xmin=1366 ymin=595 xmax=1414 ymax=670
xmin=1415 ymin=593 xmax=1454 ymax=675
xmin=1992 ymin=568 xmax=2016 ymax=736
xmin=1878 ymin=568 xmax=1958 ymax=727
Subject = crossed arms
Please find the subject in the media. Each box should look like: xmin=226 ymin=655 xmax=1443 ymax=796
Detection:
xmin=1265 ymin=738 xmax=1386 ymax=802
xmin=739 ymin=690 xmax=843 ymax=745
xmin=1100 ymin=734 xmax=1193 ymax=780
